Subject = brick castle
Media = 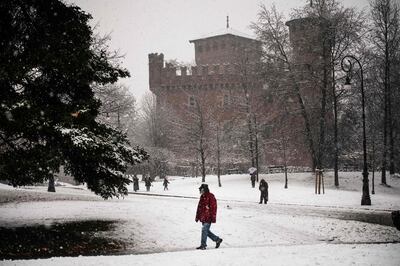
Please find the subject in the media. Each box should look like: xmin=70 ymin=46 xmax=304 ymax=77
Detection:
xmin=149 ymin=18 xmax=330 ymax=172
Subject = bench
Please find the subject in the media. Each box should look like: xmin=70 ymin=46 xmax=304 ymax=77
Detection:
xmin=267 ymin=165 xmax=285 ymax=173
xmin=226 ymin=168 xmax=239 ymax=175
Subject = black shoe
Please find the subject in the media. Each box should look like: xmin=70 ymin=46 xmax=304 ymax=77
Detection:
xmin=196 ymin=246 xmax=206 ymax=250
xmin=216 ymin=238 xmax=223 ymax=248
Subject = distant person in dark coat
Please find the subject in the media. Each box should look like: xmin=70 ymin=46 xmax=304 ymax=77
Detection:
xmin=259 ymin=179 xmax=269 ymax=204
xmin=163 ymin=177 xmax=170 ymax=190
xmin=393 ymin=210 xmax=400 ymax=231
xmin=195 ymin=184 xmax=223 ymax=250
xmin=133 ymin=174 xmax=139 ymax=192
xmin=250 ymin=172 xmax=256 ymax=188
xmin=145 ymin=177 xmax=151 ymax=192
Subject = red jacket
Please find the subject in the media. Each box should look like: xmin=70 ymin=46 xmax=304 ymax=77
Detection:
xmin=196 ymin=192 xmax=217 ymax=223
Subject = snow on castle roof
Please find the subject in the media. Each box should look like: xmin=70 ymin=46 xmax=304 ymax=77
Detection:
xmin=189 ymin=27 xmax=258 ymax=43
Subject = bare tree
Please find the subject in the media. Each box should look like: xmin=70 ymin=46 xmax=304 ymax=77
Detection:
xmin=94 ymin=83 xmax=137 ymax=132
xmin=293 ymin=0 xmax=366 ymax=180
xmin=231 ymin=45 xmax=265 ymax=177
xmin=252 ymin=1 xmax=368 ymax=183
xmin=139 ymin=92 xmax=171 ymax=147
xmin=170 ymin=89 xmax=215 ymax=182
xmin=326 ymin=4 xmax=365 ymax=187
xmin=251 ymin=4 xmax=322 ymax=170
xmin=370 ymin=0 xmax=400 ymax=182
xmin=129 ymin=92 xmax=175 ymax=179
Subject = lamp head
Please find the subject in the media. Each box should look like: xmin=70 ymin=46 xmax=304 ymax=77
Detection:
xmin=344 ymin=76 xmax=351 ymax=90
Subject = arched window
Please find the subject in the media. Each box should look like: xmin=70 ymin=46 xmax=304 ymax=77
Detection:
xmin=189 ymin=95 xmax=196 ymax=106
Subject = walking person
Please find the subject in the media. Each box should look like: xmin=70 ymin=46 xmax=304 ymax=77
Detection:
xmin=250 ymin=172 xmax=256 ymax=188
xmin=195 ymin=184 xmax=223 ymax=250
xmin=259 ymin=179 xmax=269 ymax=204
xmin=145 ymin=176 xmax=152 ymax=192
xmin=163 ymin=177 xmax=170 ymax=190
xmin=133 ymin=174 xmax=139 ymax=192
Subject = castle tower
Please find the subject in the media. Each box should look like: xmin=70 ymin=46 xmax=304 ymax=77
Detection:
xmin=284 ymin=17 xmax=333 ymax=168
xmin=189 ymin=29 xmax=260 ymax=65
xmin=148 ymin=53 xmax=164 ymax=93
xmin=286 ymin=17 xmax=331 ymax=67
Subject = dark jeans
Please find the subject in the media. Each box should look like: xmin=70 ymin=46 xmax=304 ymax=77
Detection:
xmin=260 ymin=192 xmax=268 ymax=203
xmin=201 ymin=223 xmax=220 ymax=247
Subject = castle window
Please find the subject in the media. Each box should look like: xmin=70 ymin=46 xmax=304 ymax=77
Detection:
xmin=223 ymin=95 xmax=230 ymax=106
xmin=189 ymin=95 xmax=196 ymax=107
xmin=264 ymin=93 xmax=273 ymax=104
xmin=262 ymin=124 xmax=273 ymax=138
xmin=206 ymin=44 xmax=210 ymax=51
xmin=198 ymin=45 xmax=203 ymax=52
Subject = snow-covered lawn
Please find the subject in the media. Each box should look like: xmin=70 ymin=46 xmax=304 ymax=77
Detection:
xmin=128 ymin=172 xmax=400 ymax=210
xmin=1 ymin=172 xmax=400 ymax=265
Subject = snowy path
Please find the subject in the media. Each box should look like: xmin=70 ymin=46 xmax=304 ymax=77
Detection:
xmin=1 ymin=193 xmax=399 ymax=252
xmin=3 ymin=243 xmax=400 ymax=266
xmin=1 ymin=194 xmax=400 ymax=265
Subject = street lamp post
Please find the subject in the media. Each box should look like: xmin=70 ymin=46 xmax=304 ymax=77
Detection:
xmin=340 ymin=55 xmax=371 ymax=206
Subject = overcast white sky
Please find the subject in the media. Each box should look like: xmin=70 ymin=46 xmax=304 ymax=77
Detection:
xmin=65 ymin=0 xmax=370 ymax=102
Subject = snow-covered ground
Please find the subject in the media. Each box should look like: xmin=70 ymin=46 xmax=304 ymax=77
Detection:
xmin=1 ymin=172 xmax=400 ymax=265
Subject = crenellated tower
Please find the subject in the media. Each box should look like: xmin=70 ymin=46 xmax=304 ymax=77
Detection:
xmin=148 ymin=53 xmax=164 ymax=90
xmin=284 ymin=16 xmax=333 ymax=169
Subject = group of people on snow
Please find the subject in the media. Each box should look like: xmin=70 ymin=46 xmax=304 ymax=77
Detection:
xmin=130 ymin=174 xmax=170 ymax=192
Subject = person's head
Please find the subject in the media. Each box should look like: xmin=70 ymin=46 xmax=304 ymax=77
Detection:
xmin=198 ymin=183 xmax=209 ymax=194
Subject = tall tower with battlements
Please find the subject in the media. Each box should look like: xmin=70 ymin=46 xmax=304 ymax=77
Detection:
xmin=284 ymin=16 xmax=333 ymax=169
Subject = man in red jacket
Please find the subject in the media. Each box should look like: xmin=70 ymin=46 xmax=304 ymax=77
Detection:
xmin=195 ymin=183 xmax=223 ymax=250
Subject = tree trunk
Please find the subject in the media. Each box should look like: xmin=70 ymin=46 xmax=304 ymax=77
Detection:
xmin=372 ymin=139 xmax=376 ymax=194
xmin=247 ymin=114 xmax=255 ymax=167
xmin=117 ymin=107 xmax=121 ymax=129
xmin=389 ymin=79 xmax=395 ymax=175
xmin=332 ymin=59 xmax=339 ymax=187
xmin=290 ymin=74 xmax=317 ymax=170
xmin=254 ymin=115 xmax=259 ymax=182
xmin=217 ymin=124 xmax=222 ymax=187
xmin=316 ymin=41 xmax=329 ymax=170
xmin=382 ymin=36 xmax=389 ymax=185
xmin=244 ymin=88 xmax=255 ymax=168
xmin=48 ymin=175 xmax=56 ymax=192
xmin=200 ymin=148 xmax=206 ymax=182
xmin=283 ymin=136 xmax=288 ymax=189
